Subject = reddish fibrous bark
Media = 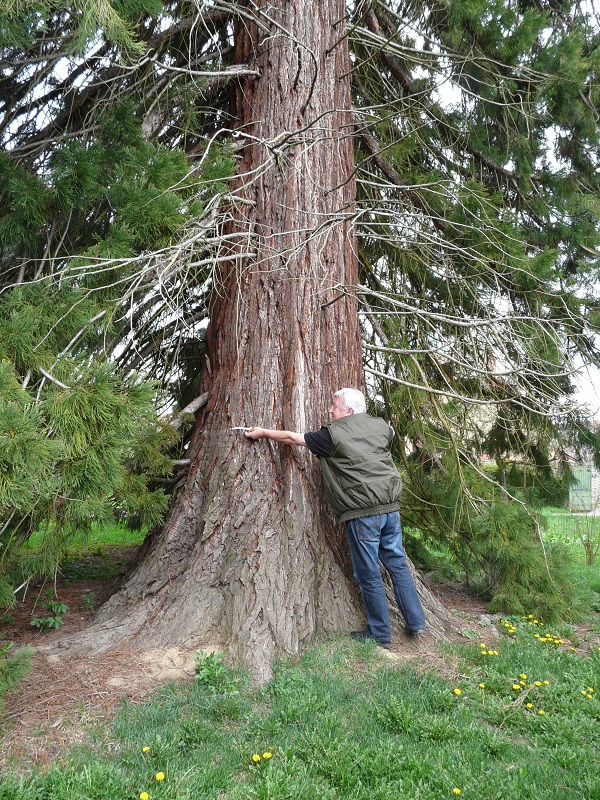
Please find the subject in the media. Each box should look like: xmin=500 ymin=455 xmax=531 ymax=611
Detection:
xmin=63 ymin=0 xmax=452 ymax=681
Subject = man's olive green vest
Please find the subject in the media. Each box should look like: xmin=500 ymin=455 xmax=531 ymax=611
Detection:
xmin=319 ymin=413 xmax=402 ymax=524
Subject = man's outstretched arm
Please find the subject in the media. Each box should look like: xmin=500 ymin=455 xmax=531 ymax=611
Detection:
xmin=244 ymin=427 xmax=306 ymax=447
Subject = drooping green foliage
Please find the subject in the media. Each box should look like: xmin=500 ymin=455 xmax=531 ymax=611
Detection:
xmin=400 ymin=453 xmax=591 ymax=620
xmin=366 ymin=0 xmax=600 ymax=608
xmin=0 ymin=641 xmax=32 ymax=719
xmin=0 ymin=353 xmax=174 ymax=594
xmin=1 ymin=0 xmax=600 ymax=613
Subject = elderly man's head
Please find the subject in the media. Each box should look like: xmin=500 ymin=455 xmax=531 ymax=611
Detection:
xmin=329 ymin=388 xmax=366 ymax=419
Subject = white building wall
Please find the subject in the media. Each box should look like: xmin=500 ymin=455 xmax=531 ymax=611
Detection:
xmin=593 ymin=468 xmax=600 ymax=510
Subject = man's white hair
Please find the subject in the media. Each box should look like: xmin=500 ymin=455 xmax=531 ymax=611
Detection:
xmin=335 ymin=388 xmax=366 ymax=414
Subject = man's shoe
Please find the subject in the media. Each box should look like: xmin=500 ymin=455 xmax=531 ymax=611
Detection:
xmin=408 ymin=627 xmax=426 ymax=635
xmin=350 ymin=629 xmax=392 ymax=649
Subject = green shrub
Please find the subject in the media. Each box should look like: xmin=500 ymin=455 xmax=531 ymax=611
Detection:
xmin=403 ymin=466 xmax=588 ymax=621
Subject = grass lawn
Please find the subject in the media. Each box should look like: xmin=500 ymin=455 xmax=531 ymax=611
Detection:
xmin=23 ymin=521 xmax=148 ymax=553
xmin=2 ymin=516 xmax=599 ymax=799
xmin=541 ymin=507 xmax=600 ymax=594
xmin=1 ymin=616 xmax=599 ymax=800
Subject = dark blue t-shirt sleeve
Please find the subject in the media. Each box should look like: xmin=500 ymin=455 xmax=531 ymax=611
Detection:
xmin=304 ymin=427 xmax=334 ymax=457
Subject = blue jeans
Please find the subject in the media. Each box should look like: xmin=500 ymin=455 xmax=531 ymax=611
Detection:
xmin=346 ymin=512 xmax=425 ymax=641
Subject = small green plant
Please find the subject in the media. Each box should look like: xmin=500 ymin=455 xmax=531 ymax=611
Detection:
xmin=376 ymin=696 xmax=415 ymax=733
xmin=81 ymin=591 xmax=96 ymax=610
xmin=194 ymin=650 xmax=240 ymax=694
xmin=30 ymin=599 xmax=68 ymax=632
xmin=0 ymin=640 xmax=14 ymax=659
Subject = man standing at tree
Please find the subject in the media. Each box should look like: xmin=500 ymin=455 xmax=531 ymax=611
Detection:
xmin=245 ymin=388 xmax=426 ymax=647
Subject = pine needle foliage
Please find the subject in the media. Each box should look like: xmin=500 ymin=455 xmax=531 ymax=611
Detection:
xmin=0 ymin=357 xmax=174 ymax=601
xmin=401 ymin=460 xmax=590 ymax=621
xmin=0 ymin=641 xmax=32 ymax=718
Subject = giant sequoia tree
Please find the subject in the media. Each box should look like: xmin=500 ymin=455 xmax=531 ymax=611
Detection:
xmin=2 ymin=0 xmax=600 ymax=676
xmin=75 ymin=0 xmax=385 ymax=678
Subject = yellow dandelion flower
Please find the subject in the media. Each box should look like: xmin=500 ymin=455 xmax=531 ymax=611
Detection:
xmin=493 ymin=650 xmax=499 ymax=655
xmin=142 ymin=747 xmax=150 ymax=753
xmin=538 ymin=709 xmax=545 ymax=715
xmin=453 ymin=688 xmax=462 ymax=696
xmin=535 ymin=681 xmax=542 ymax=687
xmin=588 ymin=687 xmax=594 ymax=693
xmin=512 ymin=684 xmax=521 ymax=690
xmin=262 ymin=752 xmax=272 ymax=759
xmin=453 ymin=789 xmax=461 ymax=796
xmin=479 ymin=683 xmax=486 ymax=689
xmin=480 ymin=642 xmax=487 ymax=648
xmin=519 ymin=680 xmax=526 ymax=686
xmin=587 ymin=694 xmax=593 ymax=699
xmin=481 ymin=650 xmax=489 ymax=656
xmin=140 ymin=793 xmax=149 ymax=800
xmin=155 ymin=772 xmax=165 ymax=782
xmin=252 ymin=754 xmax=261 ymax=763
xmin=520 ymin=674 xmax=527 ymax=680
xmin=581 ymin=690 xmax=587 ymax=695
xmin=526 ymin=703 xmax=533 ymax=709
xmin=544 ymin=680 xmax=550 ymax=685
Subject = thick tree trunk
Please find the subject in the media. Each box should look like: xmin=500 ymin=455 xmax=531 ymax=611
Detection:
xmin=61 ymin=0 xmax=453 ymax=681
